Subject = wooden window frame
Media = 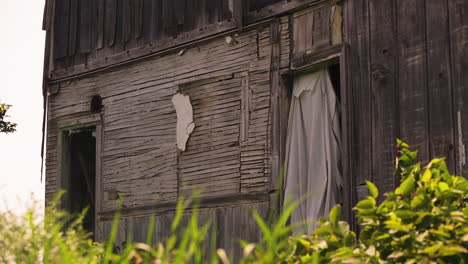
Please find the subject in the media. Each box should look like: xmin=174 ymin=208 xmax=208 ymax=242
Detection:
xmin=57 ymin=114 xmax=102 ymax=236
xmin=271 ymin=44 xmax=353 ymax=224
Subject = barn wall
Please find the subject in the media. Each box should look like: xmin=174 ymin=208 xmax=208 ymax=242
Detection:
xmin=345 ymin=0 xmax=468 ymax=203
xmin=45 ymin=13 xmax=296 ymax=254
xmin=44 ymin=0 xmax=468 ymax=258
xmin=45 ymin=0 xmax=345 ymax=254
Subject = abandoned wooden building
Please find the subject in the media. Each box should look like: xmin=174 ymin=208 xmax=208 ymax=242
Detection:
xmin=42 ymin=0 xmax=468 ymax=259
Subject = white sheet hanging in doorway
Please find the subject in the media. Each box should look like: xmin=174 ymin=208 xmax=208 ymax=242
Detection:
xmin=284 ymin=69 xmax=343 ymax=235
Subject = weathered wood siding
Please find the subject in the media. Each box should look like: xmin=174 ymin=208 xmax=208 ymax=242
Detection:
xmin=44 ymin=0 xmax=468 ymax=258
xmin=345 ymin=0 xmax=468 ymax=204
xmin=45 ymin=8 xmax=294 ymax=252
xmin=53 ymin=0 xmax=233 ymax=70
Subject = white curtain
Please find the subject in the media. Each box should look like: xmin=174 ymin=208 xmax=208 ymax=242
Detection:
xmin=284 ymin=69 xmax=343 ymax=235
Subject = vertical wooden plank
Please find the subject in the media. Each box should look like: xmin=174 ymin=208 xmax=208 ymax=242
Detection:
xmin=397 ymin=0 xmax=430 ymax=162
xmin=113 ymin=0 xmax=125 ymax=52
xmin=174 ymin=0 xmax=185 ymax=26
xmin=426 ymin=0 xmax=455 ymax=171
xmin=53 ymin=0 xmax=70 ymax=59
xmin=141 ymin=0 xmax=153 ymax=44
xmin=304 ymin=13 xmax=314 ymax=51
xmin=68 ymin=0 xmax=78 ymax=56
xmin=96 ymin=0 xmax=105 ymax=49
xmin=369 ymin=0 xmax=399 ymax=195
xmin=330 ymin=4 xmax=343 ymax=45
xmin=219 ymin=0 xmax=232 ymax=21
xmin=184 ymin=0 xmax=196 ymax=32
xmin=270 ymin=20 xmax=281 ymax=199
xmin=312 ymin=7 xmax=331 ymax=50
xmin=162 ymin=0 xmax=175 ymax=37
xmin=348 ymin=0 xmax=371 ymax=187
xmin=122 ymin=0 xmax=131 ymax=43
xmin=233 ymin=0 xmax=244 ymax=31
xmin=95 ymin=124 xmax=103 ymax=230
xmin=151 ymin=0 xmax=163 ymax=42
xmin=240 ymin=76 xmax=250 ymax=144
xmin=105 ymin=0 xmax=117 ymax=47
xmin=205 ymin=0 xmax=219 ymax=25
xmin=449 ymin=0 xmax=468 ymax=176
xmin=79 ymin=0 xmax=92 ymax=53
xmin=134 ymin=0 xmax=143 ymax=38
xmin=293 ymin=14 xmax=307 ymax=55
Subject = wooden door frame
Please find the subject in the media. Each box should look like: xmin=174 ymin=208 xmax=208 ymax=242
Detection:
xmin=57 ymin=114 xmax=102 ymax=237
xmin=270 ymin=43 xmax=354 ymax=225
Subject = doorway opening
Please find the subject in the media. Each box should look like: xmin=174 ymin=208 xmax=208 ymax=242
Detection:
xmin=283 ymin=62 xmax=343 ymax=234
xmin=61 ymin=128 xmax=96 ymax=236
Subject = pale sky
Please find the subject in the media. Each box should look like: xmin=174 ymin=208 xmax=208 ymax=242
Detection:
xmin=0 ymin=0 xmax=46 ymax=212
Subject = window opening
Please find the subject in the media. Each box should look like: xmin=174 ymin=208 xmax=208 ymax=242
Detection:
xmin=62 ymin=128 xmax=96 ymax=236
xmin=284 ymin=64 xmax=343 ymax=234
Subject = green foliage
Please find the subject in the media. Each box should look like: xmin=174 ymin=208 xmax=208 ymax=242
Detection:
xmin=352 ymin=139 xmax=468 ymax=263
xmin=242 ymin=140 xmax=467 ymax=263
xmin=0 ymin=194 xmax=215 ymax=264
xmin=0 ymin=193 xmax=102 ymax=264
xmin=1 ymin=141 xmax=466 ymax=263
xmin=0 ymin=102 xmax=17 ymax=133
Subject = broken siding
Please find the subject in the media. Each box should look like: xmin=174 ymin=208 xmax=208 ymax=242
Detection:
xmin=46 ymin=26 xmax=272 ymax=211
xmin=44 ymin=0 xmax=468 ymax=256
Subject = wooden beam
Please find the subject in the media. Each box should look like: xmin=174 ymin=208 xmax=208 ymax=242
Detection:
xmin=98 ymin=192 xmax=270 ymax=220
xmin=232 ymin=0 xmax=243 ymax=31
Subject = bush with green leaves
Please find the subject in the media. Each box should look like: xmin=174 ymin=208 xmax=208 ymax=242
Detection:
xmin=1 ymin=140 xmax=466 ymax=263
xmin=241 ymin=139 xmax=468 ymax=263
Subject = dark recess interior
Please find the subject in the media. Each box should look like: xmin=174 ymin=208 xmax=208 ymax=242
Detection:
xmin=329 ymin=63 xmax=341 ymax=102
xmin=66 ymin=130 xmax=96 ymax=235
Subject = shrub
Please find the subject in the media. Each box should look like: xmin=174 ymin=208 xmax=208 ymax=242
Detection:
xmin=242 ymin=140 xmax=468 ymax=263
xmin=1 ymin=141 xmax=466 ymax=263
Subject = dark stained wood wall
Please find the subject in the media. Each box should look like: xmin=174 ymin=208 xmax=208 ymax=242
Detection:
xmin=345 ymin=0 xmax=468 ymax=203
xmin=53 ymin=0 xmax=233 ymax=69
xmin=44 ymin=0 xmax=468 ymax=258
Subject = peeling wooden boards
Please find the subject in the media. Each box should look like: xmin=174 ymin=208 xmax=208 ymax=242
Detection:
xmin=179 ymin=77 xmax=242 ymax=197
xmin=291 ymin=4 xmax=342 ymax=68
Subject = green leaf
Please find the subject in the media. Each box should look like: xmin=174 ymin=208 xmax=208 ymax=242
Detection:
xmin=396 ymin=175 xmax=416 ymax=196
xmin=329 ymin=205 xmax=342 ymax=224
xmin=365 ymin=181 xmax=379 ymax=198
xmin=411 ymin=195 xmax=424 ymax=209
xmin=355 ymin=198 xmax=375 ymax=210
xmin=421 ymin=169 xmax=432 ymax=182
xmin=438 ymin=182 xmax=449 ymax=192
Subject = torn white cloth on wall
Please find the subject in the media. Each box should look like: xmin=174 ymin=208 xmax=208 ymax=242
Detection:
xmin=172 ymin=93 xmax=195 ymax=151
xmin=284 ymin=69 xmax=343 ymax=235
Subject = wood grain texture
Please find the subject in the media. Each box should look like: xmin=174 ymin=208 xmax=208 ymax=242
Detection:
xmin=347 ymin=0 xmax=371 ymax=187
xmin=426 ymin=0 xmax=455 ymax=171
xmin=369 ymin=0 xmax=399 ymax=196
xmin=53 ymin=0 xmax=70 ymax=59
xmin=448 ymin=0 xmax=468 ymax=176
xmin=397 ymin=0 xmax=429 ymax=163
